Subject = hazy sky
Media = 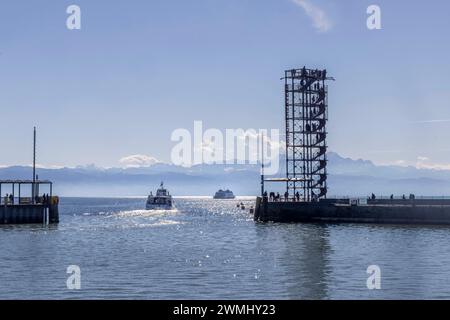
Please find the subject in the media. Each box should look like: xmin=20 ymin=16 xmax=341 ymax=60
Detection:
xmin=1 ymin=0 xmax=449 ymax=169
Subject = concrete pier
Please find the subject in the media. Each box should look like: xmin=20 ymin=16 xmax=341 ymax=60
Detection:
xmin=254 ymin=197 xmax=450 ymax=225
xmin=0 ymin=180 xmax=59 ymax=225
xmin=0 ymin=204 xmax=59 ymax=225
xmin=0 ymin=129 xmax=60 ymax=225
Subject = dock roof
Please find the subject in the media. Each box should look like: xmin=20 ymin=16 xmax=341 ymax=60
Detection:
xmin=0 ymin=180 xmax=52 ymax=184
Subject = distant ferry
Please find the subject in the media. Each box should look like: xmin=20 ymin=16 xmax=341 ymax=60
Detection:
xmin=213 ymin=189 xmax=235 ymax=199
xmin=146 ymin=182 xmax=173 ymax=210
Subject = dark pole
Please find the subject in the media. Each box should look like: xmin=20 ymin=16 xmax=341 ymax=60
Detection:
xmin=261 ymin=133 xmax=265 ymax=197
xmin=32 ymin=127 xmax=36 ymax=203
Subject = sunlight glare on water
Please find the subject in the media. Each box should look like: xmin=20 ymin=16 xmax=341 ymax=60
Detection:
xmin=1 ymin=197 xmax=450 ymax=299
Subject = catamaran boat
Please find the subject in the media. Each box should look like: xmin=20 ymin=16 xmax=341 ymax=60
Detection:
xmin=146 ymin=182 xmax=173 ymax=210
xmin=213 ymin=189 xmax=236 ymax=199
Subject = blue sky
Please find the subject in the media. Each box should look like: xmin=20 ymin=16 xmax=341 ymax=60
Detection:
xmin=1 ymin=0 xmax=449 ymax=169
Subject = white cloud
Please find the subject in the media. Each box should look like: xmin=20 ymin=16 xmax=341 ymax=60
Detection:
xmin=0 ymin=163 xmax=68 ymax=169
xmin=291 ymin=0 xmax=332 ymax=32
xmin=119 ymin=154 xmax=161 ymax=168
xmin=376 ymin=160 xmax=408 ymax=167
xmin=411 ymin=119 xmax=450 ymax=124
xmin=380 ymin=157 xmax=450 ymax=171
xmin=35 ymin=164 xmax=67 ymax=169
xmin=415 ymin=156 xmax=450 ymax=171
xmin=416 ymin=163 xmax=450 ymax=170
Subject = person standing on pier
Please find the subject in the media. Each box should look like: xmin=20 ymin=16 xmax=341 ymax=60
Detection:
xmin=269 ymin=192 xmax=275 ymax=201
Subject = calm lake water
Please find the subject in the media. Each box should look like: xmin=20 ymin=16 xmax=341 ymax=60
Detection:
xmin=1 ymin=197 xmax=450 ymax=299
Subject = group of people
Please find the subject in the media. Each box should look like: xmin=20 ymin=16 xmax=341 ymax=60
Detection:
xmin=2 ymin=194 xmax=15 ymax=205
xmin=263 ymin=191 xmax=302 ymax=202
xmin=369 ymin=193 xmax=416 ymax=200
xmin=37 ymin=194 xmax=51 ymax=205
xmin=2 ymin=193 xmax=52 ymax=205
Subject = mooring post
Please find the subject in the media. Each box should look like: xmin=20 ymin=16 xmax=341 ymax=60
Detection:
xmin=43 ymin=207 xmax=49 ymax=225
xmin=32 ymin=127 xmax=36 ymax=204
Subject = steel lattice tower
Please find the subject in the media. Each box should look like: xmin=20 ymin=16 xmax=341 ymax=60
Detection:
xmin=284 ymin=67 xmax=333 ymax=201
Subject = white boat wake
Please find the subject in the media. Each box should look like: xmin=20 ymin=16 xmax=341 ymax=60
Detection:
xmin=115 ymin=208 xmax=178 ymax=218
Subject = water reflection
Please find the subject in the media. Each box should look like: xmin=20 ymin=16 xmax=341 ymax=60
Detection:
xmin=283 ymin=224 xmax=331 ymax=299
xmin=254 ymin=223 xmax=332 ymax=299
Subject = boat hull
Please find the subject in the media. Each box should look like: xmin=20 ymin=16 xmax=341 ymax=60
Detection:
xmin=145 ymin=203 xmax=172 ymax=210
